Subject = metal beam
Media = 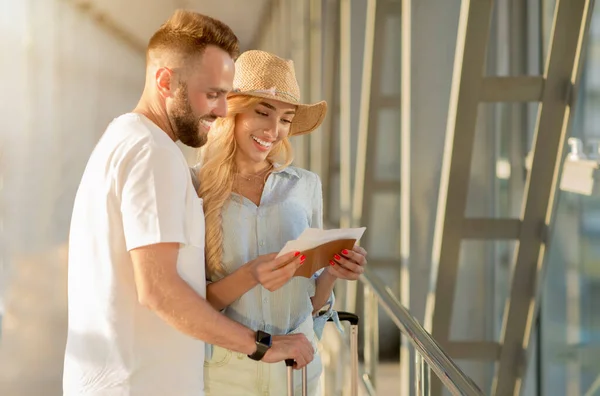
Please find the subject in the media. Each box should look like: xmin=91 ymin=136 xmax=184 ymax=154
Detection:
xmin=288 ymin=0 xmax=309 ymax=168
xmin=376 ymin=96 xmax=402 ymax=108
xmin=338 ymin=0 xmax=357 ymax=317
xmin=339 ymin=0 xmax=352 ymax=230
xmin=351 ymin=0 xmax=377 ymax=228
xmin=480 ymin=76 xmax=545 ymax=102
xmin=322 ymin=0 xmax=341 ymax=227
xmin=400 ymin=0 xmax=413 ymax=392
xmin=344 ymin=0 xmax=378 ymax=318
xmin=424 ymin=0 xmax=494 ymax=341
xmin=445 ymin=341 xmax=502 ymax=360
xmin=423 ymin=2 xmax=494 ymax=394
xmin=461 ymin=218 xmax=522 ymax=239
xmin=309 ymin=0 xmax=324 ymax=177
xmin=493 ymin=1 xmax=594 ymax=394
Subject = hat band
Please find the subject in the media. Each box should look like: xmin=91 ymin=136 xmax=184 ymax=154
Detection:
xmin=232 ymin=87 xmax=299 ymax=103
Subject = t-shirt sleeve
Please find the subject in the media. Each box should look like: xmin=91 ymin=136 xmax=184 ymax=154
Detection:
xmin=118 ymin=143 xmax=187 ymax=251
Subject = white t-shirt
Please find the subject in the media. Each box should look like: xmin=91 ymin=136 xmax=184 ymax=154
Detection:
xmin=63 ymin=113 xmax=206 ymax=396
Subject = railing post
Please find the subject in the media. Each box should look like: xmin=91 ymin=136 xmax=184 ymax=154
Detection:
xmin=363 ymin=285 xmax=379 ymax=391
xmin=361 ymin=269 xmax=484 ymax=395
xmin=415 ymin=352 xmax=431 ymax=396
xmin=350 ymin=319 xmax=359 ymax=396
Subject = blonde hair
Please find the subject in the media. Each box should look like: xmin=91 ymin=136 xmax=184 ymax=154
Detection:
xmin=198 ymin=96 xmax=295 ymax=279
xmin=147 ymin=10 xmax=239 ymax=65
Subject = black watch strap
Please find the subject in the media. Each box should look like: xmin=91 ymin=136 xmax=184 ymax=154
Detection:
xmin=248 ymin=330 xmax=272 ymax=361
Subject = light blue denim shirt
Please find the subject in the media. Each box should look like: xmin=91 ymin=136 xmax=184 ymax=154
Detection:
xmin=191 ymin=165 xmax=337 ymax=341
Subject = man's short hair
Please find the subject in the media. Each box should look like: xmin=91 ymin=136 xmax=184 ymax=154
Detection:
xmin=147 ymin=9 xmax=240 ymax=64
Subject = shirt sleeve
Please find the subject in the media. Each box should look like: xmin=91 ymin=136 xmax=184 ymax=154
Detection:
xmin=311 ymin=173 xmax=329 ymax=286
xmin=118 ymin=143 xmax=188 ymax=251
xmin=310 ymin=173 xmax=324 ymax=229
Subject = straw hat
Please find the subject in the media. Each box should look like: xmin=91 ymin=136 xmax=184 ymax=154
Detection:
xmin=228 ymin=50 xmax=327 ymax=136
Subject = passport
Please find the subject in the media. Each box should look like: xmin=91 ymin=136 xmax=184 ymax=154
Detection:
xmin=276 ymin=227 xmax=367 ymax=278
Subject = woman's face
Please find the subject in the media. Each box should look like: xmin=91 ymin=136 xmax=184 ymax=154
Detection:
xmin=234 ymin=98 xmax=296 ymax=166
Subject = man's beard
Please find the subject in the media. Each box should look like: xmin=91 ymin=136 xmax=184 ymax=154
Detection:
xmin=169 ymin=85 xmax=214 ymax=148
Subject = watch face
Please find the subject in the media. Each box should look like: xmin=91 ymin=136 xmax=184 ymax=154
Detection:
xmin=248 ymin=331 xmax=273 ymax=361
xmin=257 ymin=330 xmax=272 ymax=347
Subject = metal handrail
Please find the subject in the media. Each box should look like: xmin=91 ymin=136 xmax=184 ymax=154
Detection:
xmin=359 ymin=268 xmax=485 ymax=396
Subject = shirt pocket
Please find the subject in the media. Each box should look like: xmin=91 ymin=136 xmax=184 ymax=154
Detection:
xmin=204 ymin=345 xmax=232 ymax=368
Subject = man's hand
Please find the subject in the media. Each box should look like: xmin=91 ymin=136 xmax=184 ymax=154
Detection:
xmin=262 ymin=333 xmax=314 ymax=369
xmin=249 ymin=251 xmax=306 ymax=292
xmin=327 ymin=245 xmax=367 ymax=280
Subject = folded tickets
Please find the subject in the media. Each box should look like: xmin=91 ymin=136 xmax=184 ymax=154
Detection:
xmin=276 ymin=227 xmax=367 ymax=278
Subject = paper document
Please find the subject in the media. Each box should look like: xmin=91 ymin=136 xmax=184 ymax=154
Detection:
xmin=277 ymin=227 xmax=366 ymax=278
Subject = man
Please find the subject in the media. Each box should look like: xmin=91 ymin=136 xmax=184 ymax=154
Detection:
xmin=63 ymin=10 xmax=313 ymax=396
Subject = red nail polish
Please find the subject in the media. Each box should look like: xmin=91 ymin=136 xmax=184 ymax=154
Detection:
xmin=342 ymin=249 xmax=349 ymax=255
xmin=329 ymin=260 xmax=335 ymax=266
xmin=300 ymin=255 xmax=306 ymax=261
xmin=294 ymin=251 xmax=301 ymax=257
xmin=334 ymin=254 xmax=341 ymax=260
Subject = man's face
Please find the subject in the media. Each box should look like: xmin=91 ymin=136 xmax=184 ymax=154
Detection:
xmin=166 ymin=45 xmax=235 ymax=148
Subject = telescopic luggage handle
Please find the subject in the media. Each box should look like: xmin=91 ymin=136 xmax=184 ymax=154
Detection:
xmin=285 ymin=311 xmax=360 ymax=396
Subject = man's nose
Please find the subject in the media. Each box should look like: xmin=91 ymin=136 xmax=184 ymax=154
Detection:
xmin=214 ymin=96 xmax=228 ymax=118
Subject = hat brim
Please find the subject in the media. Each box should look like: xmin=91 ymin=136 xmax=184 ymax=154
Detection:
xmin=228 ymin=91 xmax=327 ymax=136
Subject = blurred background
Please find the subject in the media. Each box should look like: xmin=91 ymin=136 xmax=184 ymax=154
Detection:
xmin=1 ymin=0 xmax=600 ymax=395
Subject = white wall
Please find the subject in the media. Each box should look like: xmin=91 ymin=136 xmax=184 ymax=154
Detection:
xmin=0 ymin=1 xmax=144 ymax=393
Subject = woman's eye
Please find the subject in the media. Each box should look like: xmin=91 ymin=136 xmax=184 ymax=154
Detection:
xmin=281 ymin=119 xmax=292 ymax=124
xmin=255 ymin=110 xmax=269 ymax=117
xmin=207 ymin=93 xmax=218 ymax=100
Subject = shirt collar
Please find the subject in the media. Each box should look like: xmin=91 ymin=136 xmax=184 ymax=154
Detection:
xmin=271 ymin=163 xmax=300 ymax=179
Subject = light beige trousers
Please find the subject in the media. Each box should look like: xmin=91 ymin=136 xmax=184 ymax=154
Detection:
xmin=204 ymin=316 xmax=322 ymax=396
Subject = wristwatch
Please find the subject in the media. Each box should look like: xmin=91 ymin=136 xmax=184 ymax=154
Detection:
xmin=248 ymin=330 xmax=272 ymax=361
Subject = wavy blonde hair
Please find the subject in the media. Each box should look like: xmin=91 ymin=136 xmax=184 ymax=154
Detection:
xmin=198 ymin=96 xmax=296 ymax=279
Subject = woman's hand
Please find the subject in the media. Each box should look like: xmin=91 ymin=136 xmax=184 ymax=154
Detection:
xmin=326 ymin=245 xmax=367 ymax=280
xmin=248 ymin=251 xmax=306 ymax=292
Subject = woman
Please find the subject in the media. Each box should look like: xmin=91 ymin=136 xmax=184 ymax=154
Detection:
xmin=196 ymin=50 xmax=367 ymax=396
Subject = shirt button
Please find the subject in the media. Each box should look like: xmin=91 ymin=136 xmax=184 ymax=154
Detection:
xmin=263 ymin=297 xmax=268 ymax=303
xmin=259 ymin=241 xmax=265 ymax=247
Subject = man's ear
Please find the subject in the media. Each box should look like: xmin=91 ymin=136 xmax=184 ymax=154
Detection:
xmin=155 ymin=67 xmax=175 ymax=98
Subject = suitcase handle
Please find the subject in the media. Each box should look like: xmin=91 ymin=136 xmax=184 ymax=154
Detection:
xmin=286 ymin=312 xmax=360 ymax=396
xmin=286 ymin=359 xmax=307 ymax=395
xmin=286 ymin=310 xmax=359 ymax=368
xmin=326 ymin=310 xmax=360 ymax=396
xmin=330 ymin=311 xmax=359 ymax=326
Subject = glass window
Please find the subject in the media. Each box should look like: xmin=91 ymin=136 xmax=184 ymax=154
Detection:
xmin=540 ymin=2 xmax=600 ymax=396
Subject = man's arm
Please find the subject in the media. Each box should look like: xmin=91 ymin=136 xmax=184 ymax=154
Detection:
xmin=130 ymin=243 xmax=314 ymax=367
xmin=131 ymin=243 xmax=256 ymax=353
xmin=205 ymin=262 xmax=257 ymax=311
